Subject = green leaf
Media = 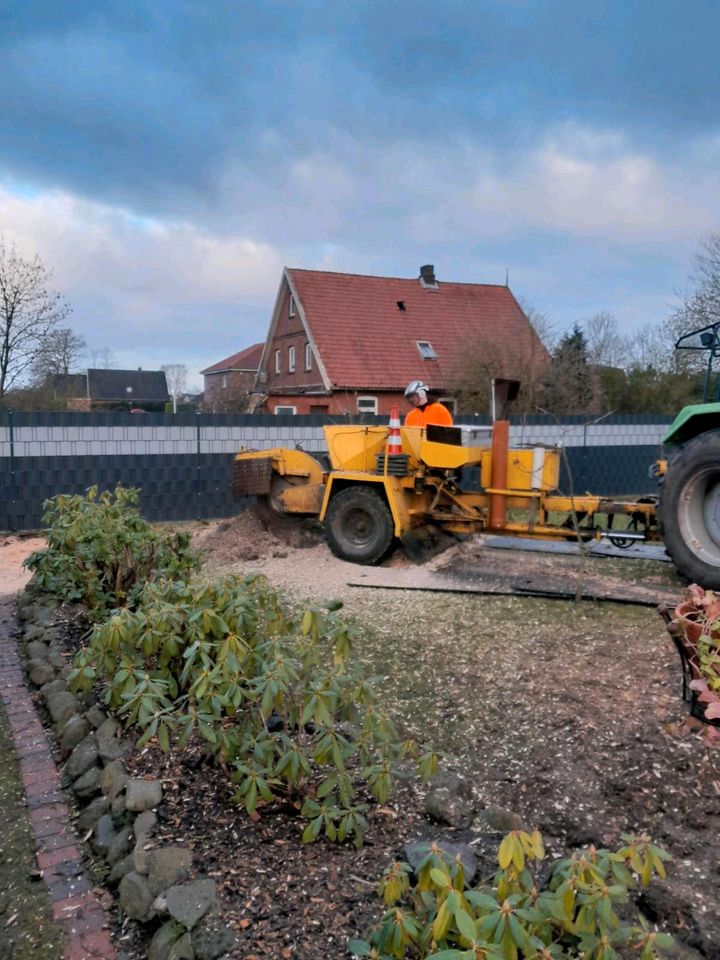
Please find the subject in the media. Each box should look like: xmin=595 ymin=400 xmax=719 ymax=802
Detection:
xmin=430 ymin=867 xmax=450 ymax=888
xmin=455 ymin=907 xmax=477 ymax=943
xmin=465 ymin=891 xmax=498 ymax=911
xmin=157 ymin=723 xmax=170 ymax=752
xmin=508 ymin=914 xmax=526 ymax=948
xmin=317 ymin=776 xmax=337 ymax=799
xmin=245 ymin=780 xmax=258 ymax=814
xmin=424 ymin=951 xmax=470 ymax=960
xmin=302 ymin=816 xmax=323 ymax=843
xmin=346 ymin=940 xmax=371 ymax=957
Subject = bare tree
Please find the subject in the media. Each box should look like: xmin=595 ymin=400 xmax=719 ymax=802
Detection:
xmin=199 ymin=378 xmax=252 ymax=413
xmin=451 ymin=301 xmax=554 ymax=414
xmin=582 ymin=312 xmax=627 ymax=368
xmin=0 ymin=241 xmax=71 ymax=397
xmin=686 ymin=232 xmax=720 ymax=327
xmin=88 ymin=346 xmax=117 ymax=369
xmin=29 ymin=327 xmax=86 ymax=384
xmin=161 ymin=364 xmax=188 ymax=413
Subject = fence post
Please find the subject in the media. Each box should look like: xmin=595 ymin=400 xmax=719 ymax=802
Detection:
xmin=195 ymin=415 xmax=202 ymax=518
xmin=8 ymin=409 xmax=15 ymax=533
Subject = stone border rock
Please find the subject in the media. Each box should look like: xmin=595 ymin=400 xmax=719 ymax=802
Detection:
xmin=13 ymin=587 xmax=238 ymax=960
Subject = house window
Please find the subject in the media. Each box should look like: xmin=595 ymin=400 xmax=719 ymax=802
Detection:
xmin=222 ymin=374 xmax=227 ymax=389
xmin=357 ymin=396 xmax=378 ymax=415
xmin=275 ymin=405 xmax=297 ymax=415
xmin=416 ymin=340 xmax=438 ymax=360
xmin=288 ymin=345 xmax=296 ymax=372
xmin=289 ymin=295 xmax=296 ymax=317
xmin=305 ymin=342 xmax=312 ymax=370
xmin=439 ymin=396 xmax=456 ymax=415
xmin=274 ymin=349 xmax=281 ymax=374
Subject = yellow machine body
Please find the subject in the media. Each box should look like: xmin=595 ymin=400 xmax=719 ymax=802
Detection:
xmin=232 ymin=421 xmax=660 ymax=557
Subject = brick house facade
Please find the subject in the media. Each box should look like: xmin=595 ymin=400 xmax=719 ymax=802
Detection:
xmin=252 ymin=265 xmax=549 ymax=418
xmin=200 ymin=343 xmax=263 ymax=411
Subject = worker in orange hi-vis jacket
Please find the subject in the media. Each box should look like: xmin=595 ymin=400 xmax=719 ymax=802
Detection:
xmin=403 ymin=380 xmax=454 ymax=428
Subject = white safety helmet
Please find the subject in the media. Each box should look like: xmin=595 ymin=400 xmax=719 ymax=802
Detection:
xmin=404 ymin=380 xmax=429 ymax=404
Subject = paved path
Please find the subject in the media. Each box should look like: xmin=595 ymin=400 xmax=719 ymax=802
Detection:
xmin=0 ymin=598 xmax=117 ymax=960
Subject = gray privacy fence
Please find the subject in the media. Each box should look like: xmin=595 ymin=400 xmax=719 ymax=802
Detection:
xmin=0 ymin=411 xmax=671 ymax=531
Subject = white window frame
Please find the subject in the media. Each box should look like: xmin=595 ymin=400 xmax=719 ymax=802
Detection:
xmin=416 ymin=340 xmax=438 ymax=360
xmin=289 ymin=294 xmax=296 ymax=317
xmin=274 ymin=405 xmax=297 ymax=415
xmin=274 ymin=349 xmax=281 ymax=374
xmin=288 ymin=345 xmax=296 ymax=372
xmin=305 ymin=342 xmax=312 ymax=371
xmin=357 ymin=395 xmax=378 ymax=415
xmin=439 ymin=396 xmax=456 ymax=415
xmin=221 ymin=374 xmax=227 ymax=389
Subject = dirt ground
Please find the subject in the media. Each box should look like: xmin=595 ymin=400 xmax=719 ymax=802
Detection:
xmin=0 ymin=536 xmax=46 ymax=597
xmin=2 ymin=520 xmax=720 ymax=958
xmin=175 ymin=511 xmax=720 ymax=958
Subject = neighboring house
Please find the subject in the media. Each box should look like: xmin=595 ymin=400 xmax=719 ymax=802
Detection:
xmin=199 ymin=343 xmax=263 ymax=411
xmin=253 ymin=265 xmax=549 ymax=416
xmin=57 ymin=369 xmax=170 ymax=411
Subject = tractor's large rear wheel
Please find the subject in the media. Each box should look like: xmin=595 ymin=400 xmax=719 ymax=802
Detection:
xmin=660 ymin=430 xmax=720 ymax=589
xmin=324 ymin=486 xmax=394 ymax=564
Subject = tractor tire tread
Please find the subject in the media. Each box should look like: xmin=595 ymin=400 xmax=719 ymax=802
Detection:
xmin=659 ymin=429 xmax=720 ymax=589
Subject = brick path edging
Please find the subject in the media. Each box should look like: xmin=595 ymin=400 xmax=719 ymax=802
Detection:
xmin=0 ymin=602 xmax=117 ymax=960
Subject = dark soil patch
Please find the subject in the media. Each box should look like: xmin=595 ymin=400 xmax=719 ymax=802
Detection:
xmin=190 ymin=508 xmax=323 ymax=564
xmin=124 ymin=746 xmax=428 ymax=960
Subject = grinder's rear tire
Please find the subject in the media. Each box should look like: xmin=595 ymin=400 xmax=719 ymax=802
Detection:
xmin=660 ymin=430 xmax=720 ymax=589
xmin=324 ymin=486 xmax=394 ymax=564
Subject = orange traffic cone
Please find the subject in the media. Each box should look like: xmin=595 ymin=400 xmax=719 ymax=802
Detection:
xmin=386 ymin=407 xmax=402 ymax=454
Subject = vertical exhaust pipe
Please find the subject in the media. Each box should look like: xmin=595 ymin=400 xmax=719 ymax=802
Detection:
xmin=489 ymin=419 xmax=509 ymax=530
xmin=488 ymin=379 xmax=519 ymax=531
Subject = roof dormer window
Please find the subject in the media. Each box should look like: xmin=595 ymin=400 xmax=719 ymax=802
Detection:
xmin=416 ymin=340 xmax=438 ymax=360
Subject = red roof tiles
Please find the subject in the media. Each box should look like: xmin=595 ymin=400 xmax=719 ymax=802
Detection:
xmin=287 ymin=268 xmax=546 ymax=390
xmin=200 ymin=342 xmax=264 ymax=376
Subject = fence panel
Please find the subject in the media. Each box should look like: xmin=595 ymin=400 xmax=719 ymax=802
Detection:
xmin=0 ymin=411 xmax=672 ymax=531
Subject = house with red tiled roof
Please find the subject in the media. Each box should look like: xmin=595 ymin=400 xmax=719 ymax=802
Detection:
xmin=200 ymin=342 xmax=263 ymax=411
xmin=253 ymin=265 xmax=549 ymax=416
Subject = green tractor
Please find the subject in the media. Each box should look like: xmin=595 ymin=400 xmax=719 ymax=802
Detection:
xmin=660 ymin=321 xmax=720 ymax=589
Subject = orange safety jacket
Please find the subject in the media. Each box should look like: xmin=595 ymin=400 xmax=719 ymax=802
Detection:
xmin=404 ymin=402 xmax=454 ymax=428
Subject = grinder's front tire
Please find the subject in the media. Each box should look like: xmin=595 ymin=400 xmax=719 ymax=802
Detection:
xmin=660 ymin=430 xmax=720 ymax=589
xmin=324 ymin=486 xmax=394 ymax=564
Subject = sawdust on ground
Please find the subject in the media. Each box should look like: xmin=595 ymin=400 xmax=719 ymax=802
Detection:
xmin=0 ymin=537 xmax=46 ymax=599
xmin=190 ymin=508 xmax=682 ymax=608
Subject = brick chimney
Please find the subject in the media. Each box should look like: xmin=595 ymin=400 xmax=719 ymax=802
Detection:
xmin=419 ymin=264 xmax=438 ymax=288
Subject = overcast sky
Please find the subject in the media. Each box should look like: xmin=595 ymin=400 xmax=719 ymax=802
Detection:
xmin=2 ymin=1 xmax=719 ymax=389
